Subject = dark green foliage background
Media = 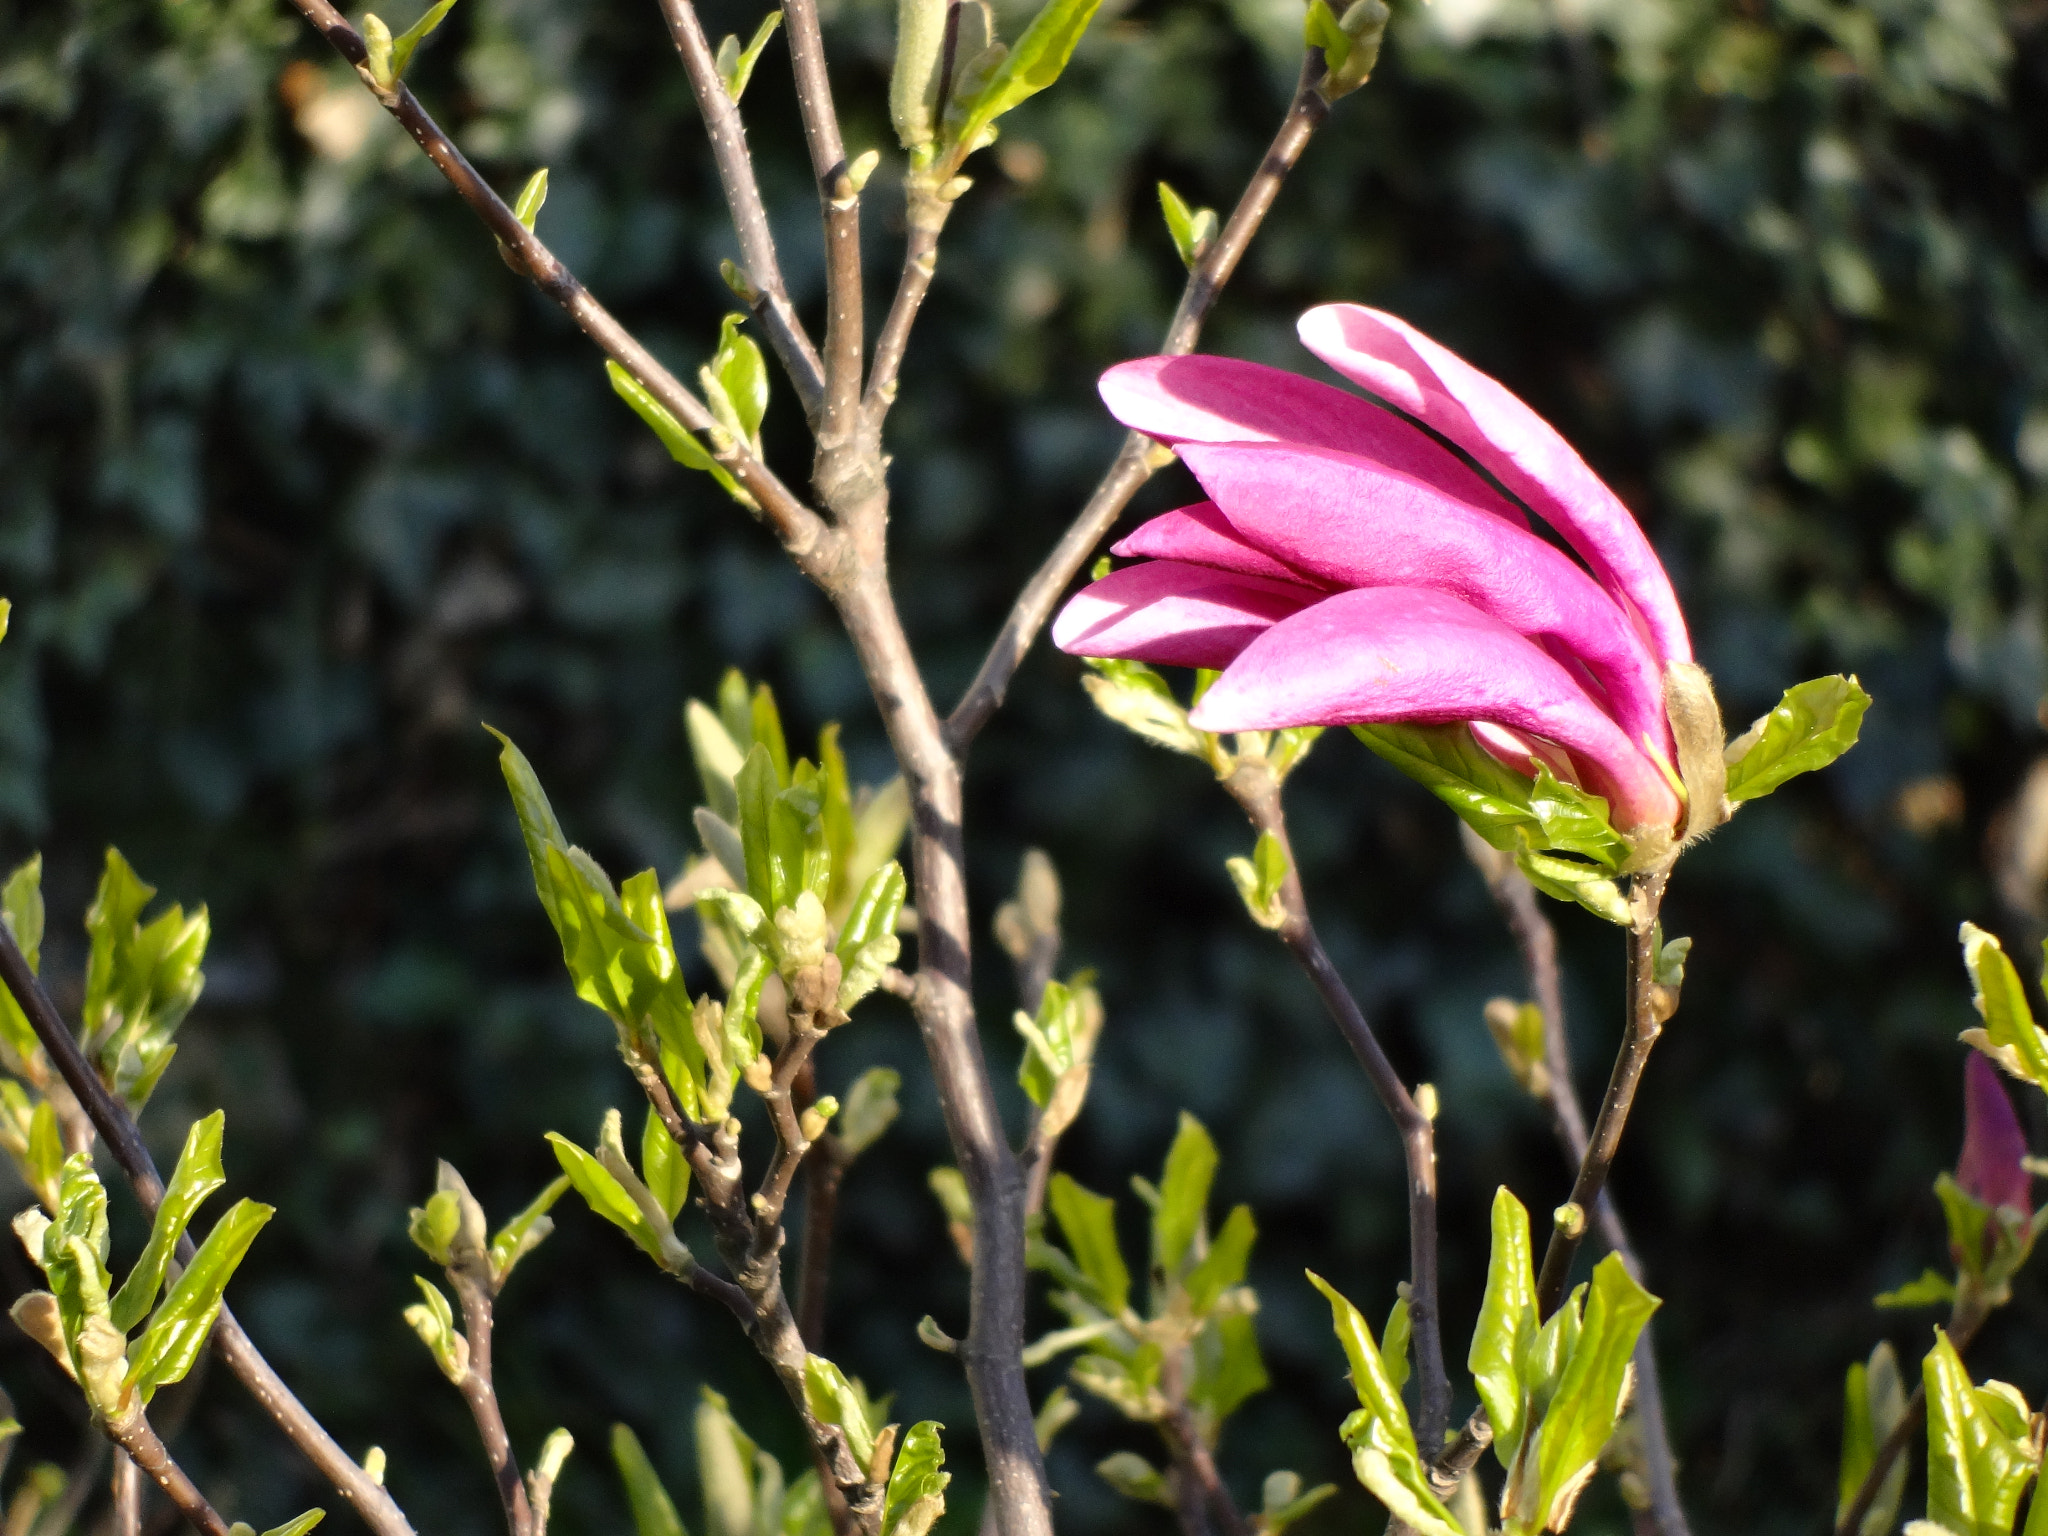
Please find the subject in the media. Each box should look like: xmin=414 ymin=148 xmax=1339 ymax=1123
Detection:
xmin=1 ymin=0 xmax=2045 ymax=1529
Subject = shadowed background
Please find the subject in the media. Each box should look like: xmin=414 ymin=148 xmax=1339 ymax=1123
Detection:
xmin=1 ymin=0 xmax=2046 ymax=1530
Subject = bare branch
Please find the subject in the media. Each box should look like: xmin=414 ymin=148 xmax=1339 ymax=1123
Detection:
xmin=945 ymin=61 xmax=1333 ymax=750
xmin=284 ymin=0 xmax=837 ymax=572
xmin=653 ymin=0 xmax=826 ymax=418
xmin=112 ymin=1452 xmax=142 ymax=1536
xmin=1220 ymin=755 xmax=1451 ymax=1454
xmin=862 ymin=190 xmax=950 ymax=429
xmin=777 ymin=0 xmax=865 ymax=467
xmin=101 ymin=1414 xmax=228 ymax=1536
xmin=0 ymin=921 xmax=416 ymax=1536
xmin=447 ymin=1266 xmax=535 ymax=1536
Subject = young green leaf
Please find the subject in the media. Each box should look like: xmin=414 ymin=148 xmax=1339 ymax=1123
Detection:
xmin=694 ymin=1388 xmax=764 ymax=1536
xmin=835 ymin=862 xmax=907 ymax=1009
xmin=1874 ymin=1268 xmax=1960 ymax=1309
xmin=1839 ymin=1342 xmax=1909 ymax=1536
xmin=641 ymin=1106 xmax=691 ymax=1222
xmin=1081 ymin=659 xmax=1208 ymax=758
xmin=716 ymin=13 xmax=783 ymax=101
xmin=1529 ymin=1254 xmax=1661 ymax=1534
xmin=110 ymin=1111 xmax=226 ymax=1332
xmin=1471 ymin=1186 xmax=1538 ymax=1465
xmin=1258 ymin=1472 xmax=1338 ymax=1535
xmin=838 ymin=1067 xmax=902 ymax=1158
xmin=802 ymin=1355 xmax=877 ymax=1467
xmin=1225 ymin=831 xmax=1289 ymax=931
xmin=125 ymin=1198 xmax=274 ymax=1400
xmin=686 ymin=699 xmax=747 ymax=827
xmin=1096 ymin=1452 xmax=1171 ymax=1506
xmin=386 ymin=0 xmax=460 ymax=79
xmin=612 ymin=1424 xmax=688 ymax=1536
xmin=546 ymin=1132 xmax=678 ymax=1270
xmin=0 ymin=853 xmax=44 ymax=1070
xmin=488 ymin=1174 xmax=570 ymax=1286
xmin=604 ymin=361 xmax=752 ymax=507
xmin=882 ymin=1421 xmax=948 ymax=1536
xmin=1184 ymin=1205 xmax=1255 ymax=1314
xmin=1156 ymin=182 xmax=1216 ymax=270
xmin=402 ymin=1275 xmax=468 ymax=1383
xmin=1379 ymin=1296 xmax=1412 ymax=1398
xmin=1958 ymin=923 xmax=2048 ymax=1090
xmin=1046 ymin=1174 xmax=1129 ymax=1315
xmin=890 ymin=0 xmax=948 ymax=148
xmin=1922 ymin=1329 xmax=2040 ymax=1536
xmin=260 ymin=1511 xmax=327 ymax=1536
xmin=947 ymin=0 xmax=1103 ymax=154
xmin=512 ymin=168 xmax=549 ymax=233
xmin=704 ymin=315 xmax=769 ymax=450
xmin=1153 ymin=1112 xmax=1217 ymax=1275
xmin=1306 ymin=1271 xmax=1462 ymax=1536
xmin=1724 ymin=674 xmax=1870 ymax=802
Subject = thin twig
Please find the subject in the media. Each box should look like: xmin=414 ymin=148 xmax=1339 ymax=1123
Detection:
xmin=1221 ymin=756 xmax=1451 ymax=1455
xmin=796 ymin=1141 xmax=847 ymax=1346
xmin=1835 ymin=1304 xmax=1989 ymax=1536
xmin=285 ymin=0 xmax=836 ymax=570
xmin=1156 ymin=1353 xmax=1249 ymax=1536
xmin=777 ymin=0 xmax=864 ymax=467
xmin=945 ymin=59 xmax=1333 ymax=752
xmin=1533 ymin=873 xmax=1671 ymax=1316
xmin=751 ymin=1017 xmax=829 ymax=1256
xmin=100 ymin=1416 xmax=228 ymax=1536
xmin=0 ymin=922 xmax=416 ymax=1536
xmin=112 ymin=1452 xmax=142 ymax=1536
xmin=862 ymin=190 xmax=950 ymax=429
xmin=653 ymin=0 xmax=826 ymax=417
xmin=1465 ymin=838 xmax=1692 ymax=1536
xmin=447 ymin=1266 xmax=535 ymax=1536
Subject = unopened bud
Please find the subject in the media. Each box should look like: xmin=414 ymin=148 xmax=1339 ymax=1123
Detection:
xmin=1553 ymin=1201 xmax=1586 ymax=1239
xmin=720 ymin=259 xmax=759 ymax=304
xmin=744 ymin=1054 xmax=775 ymax=1093
xmin=1414 ymin=1083 xmax=1440 ymax=1122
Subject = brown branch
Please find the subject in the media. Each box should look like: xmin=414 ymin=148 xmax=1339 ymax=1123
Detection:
xmin=944 ymin=59 xmax=1333 ymax=752
xmin=777 ymin=0 xmax=865 ymax=469
xmin=831 ymin=568 xmax=1052 ymax=1536
xmin=1835 ymin=1303 xmax=1989 ymax=1536
xmin=447 ymin=1266 xmax=535 ymax=1536
xmin=862 ymin=189 xmax=951 ymax=429
xmin=1220 ymin=756 xmax=1450 ymax=1455
xmin=750 ymin=1013 xmax=830 ymax=1257
xmin=796 ymin=1139 xmax=847 ymax=1347
xmin=112 ymin=1451 xmax=142 ymax=1536
xmin=1156 ymin=1352 xmax=1248 ymax=1536
xmin=1465 ymin=838 xmax=1691 ymax=1536
xmin=0 ymin=921 xmax=416 ymax=1536
xmin=284 ymin=0 xmax=836 ymax=572
xmin=101 ymin=1415 xmax=228 ymax=1536
xmin=1533 ymin=873 xmax=1671 ymax=1316
xmin=653 ymin=0 xmax=826 ymax=418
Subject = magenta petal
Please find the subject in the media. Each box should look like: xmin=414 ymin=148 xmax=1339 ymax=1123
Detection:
xmin=1099 ymin=355 xmax=1527 ymax=526
xmin=1188 ymin=587 xmax=1684 ymax=830
xmin=1112 ymin=502 xmax=1323 ymax=585
xmin=1959 ymin=1053 xmax=2032 ymax=1216
xmin=1296 ymin=304 xmax=1693 ymax=667
xmin=1177 ymin=441 xmax=1673 ymax=759
xmin=1051 ymin=560 xmax=1324 ymax=671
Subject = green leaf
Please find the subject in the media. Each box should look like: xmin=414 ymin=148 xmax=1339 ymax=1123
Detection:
xmin=546 ymin=1132 xmax=672 ymax=1267
xmin=1380 ymin=1297 xmax=1411 ymax=1398
xmin=1875 ymin=1268 xmax=1959 ymax=1309
xmin=1096 ymin=1452 xmax=1171 ymax=1506
xmin=604 ymin=360 xmax=751 ymax=507
xmin=110 ymin=1111 xmax=225 ymax=1332
xmin=125 ymin=1198 xmax=273 ymax=1400
xmin=1153 ymin=1113 xmax=1217 ymax=1276
xmin=1046 ymin=1174 xmax=1129 ymax=1316
xmin=735 ymin=744 xmax=781 ymax=911
xmin=511 ymin=169 xmax=548 ymax=233
xmin=80 ymin=848 xmax=208 ymax=1112
xmin=1724 ymin=674 xmax=1870 ymax=801
xmin=1471 ymin=1186 xmax=1538 ymax=1465
xmin=612 ymin=1424 xmax=689 ymax=1536
xmin=1303 ymin=0 xmax=1351 ymax=74
xmin=1923 ymin=1329 xmax=2041 ymax=1536
xmin=387 ymin=0 xmax=459 ymax=79
xmin=750 ymin=683 xmax=791 ymax=788
xmin=716 ymin=13 xmax=782 ymax=100
xmin=781 ymin=1472 xmax=830 ymax=1536
xmin=1958 ymin=923 xmax=2048 ymax=1091
xmin=1156 ymin=182 xmax=1217 ymax=270
xmin=835 ymin=862 xmax=906 ymax=1009
xmin=488 ymin=1174 xmax=569 ymax=1286
xmin=1015 ymin=978 xmax=1083 ymax=1110
xmin=1225 ymin=831 xmax=1289 ymax=931
xmin=1306 ymin=1271 xmax=1462 ymax=1536
xmin=641 ymin=1106 xmax=691 ymax=1222
xmin=1184 ymin=1204 xmax=1255 ymax=1313
xmin=686 ymin=700 xmax=747 ymax=827
xmin=0 ymin=853 xmax=45 ymax=1068
xmin=838 ymin=1067 xmax=902 ymax=1158
xmin=948 ymin=0 xmax=1103 ymax=152
xmin=802 ymin=1355 xmax=876 ymax=1468
xmin=1258 ymin=1473 xmax=1338 ymax=1535
xmin=1081 ymin=659 xmax=1207 ymax=758
xmin=1192 ymin=1307 xmax=1268 ymax=1423
xmin=694 ymin=1388 xmax=764 ymax=1536
xmin=891 ymin=0 xmax=948 ymax=148
xmin=1529 ymin=1254 xmax=1661 ymax=1535
xmin=1935 ymin=1172 xmax=1993 ymax=1285
xmin=1839 ymin=1342 xmax=1910 ymax=1536
xmin=882 ymin=1421 xmax=948 ymax=1536
xmin=703 ymin=315 xmax=769 ymax=451
xmin=261 ymin=1511 xmax=326 ymax=1536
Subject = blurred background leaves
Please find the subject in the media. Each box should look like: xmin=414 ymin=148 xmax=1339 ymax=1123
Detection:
xmin=0 ymin=0 xmax=2046 ymax=1530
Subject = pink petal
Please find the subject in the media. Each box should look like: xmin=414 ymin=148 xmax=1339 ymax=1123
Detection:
xmin=1188 ymin=587 xmax=1684 ymax=830
xmin=1113 ymin=501 xmax=1323 ymax=585
xmin=1296 ymin=304 xmax=1693 ymax=667
xmin=1051 ymin=560 xmax=1324 ymax=671
xmin=1099 ymin=355 xmax=1527 ymax=526
xmin=1176 ymin=441 xmax=1674 ymax=760
xmin=1960 ymin=1053 xmax=2031 ymax=1216
xmin=1470 ymin=721 xmax=1579 ymax=783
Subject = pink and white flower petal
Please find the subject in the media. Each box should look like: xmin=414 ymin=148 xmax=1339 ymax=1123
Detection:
xmin=1296 ymin=304 xmax=1693 ymax=668
xmin=1051 ymin=560 xmax=1325 ymax=671
xmin=1176 ymin=440 xmax=1672 ymax=758
xmin=1099 ymin=355 xmax=1526 ymax=526
xmin=1188 ymin=587 xmax=1684 ymax=830
xmin=1112 ymin=501 xmax=1324 ymax=585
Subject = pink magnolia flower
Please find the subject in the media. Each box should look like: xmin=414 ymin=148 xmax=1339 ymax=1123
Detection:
xmin=1053 ymin=304 xmax=1693 ymax=832
xmin=1958 ymin=1052 xmax=2031 ymax=1217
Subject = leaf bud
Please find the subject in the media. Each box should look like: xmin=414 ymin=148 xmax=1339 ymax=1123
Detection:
xmin=720 ymin=259 xmax=759 ymax=305
xmin=1552 ymin=1201 xmax=1586 ymax=1239
xmin=361 ymin=14 xmax=395 ymax=90
xmin=890 ymin=0 xmax=949 ymax=150
xmin=362 ymin=1448 xmax=387 ymax=1486
xmin=775 ymin=891 xmax=831 ymax=974
xmin=1414 ymin=1082 xmax=1439 ymax=1122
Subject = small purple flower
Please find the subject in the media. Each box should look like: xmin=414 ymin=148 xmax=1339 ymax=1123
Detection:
xmin=1053 ymin=304 xmax=1693 ymax=831
xmin=1959 ymin=1052 xmax=2031 ymax=1217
